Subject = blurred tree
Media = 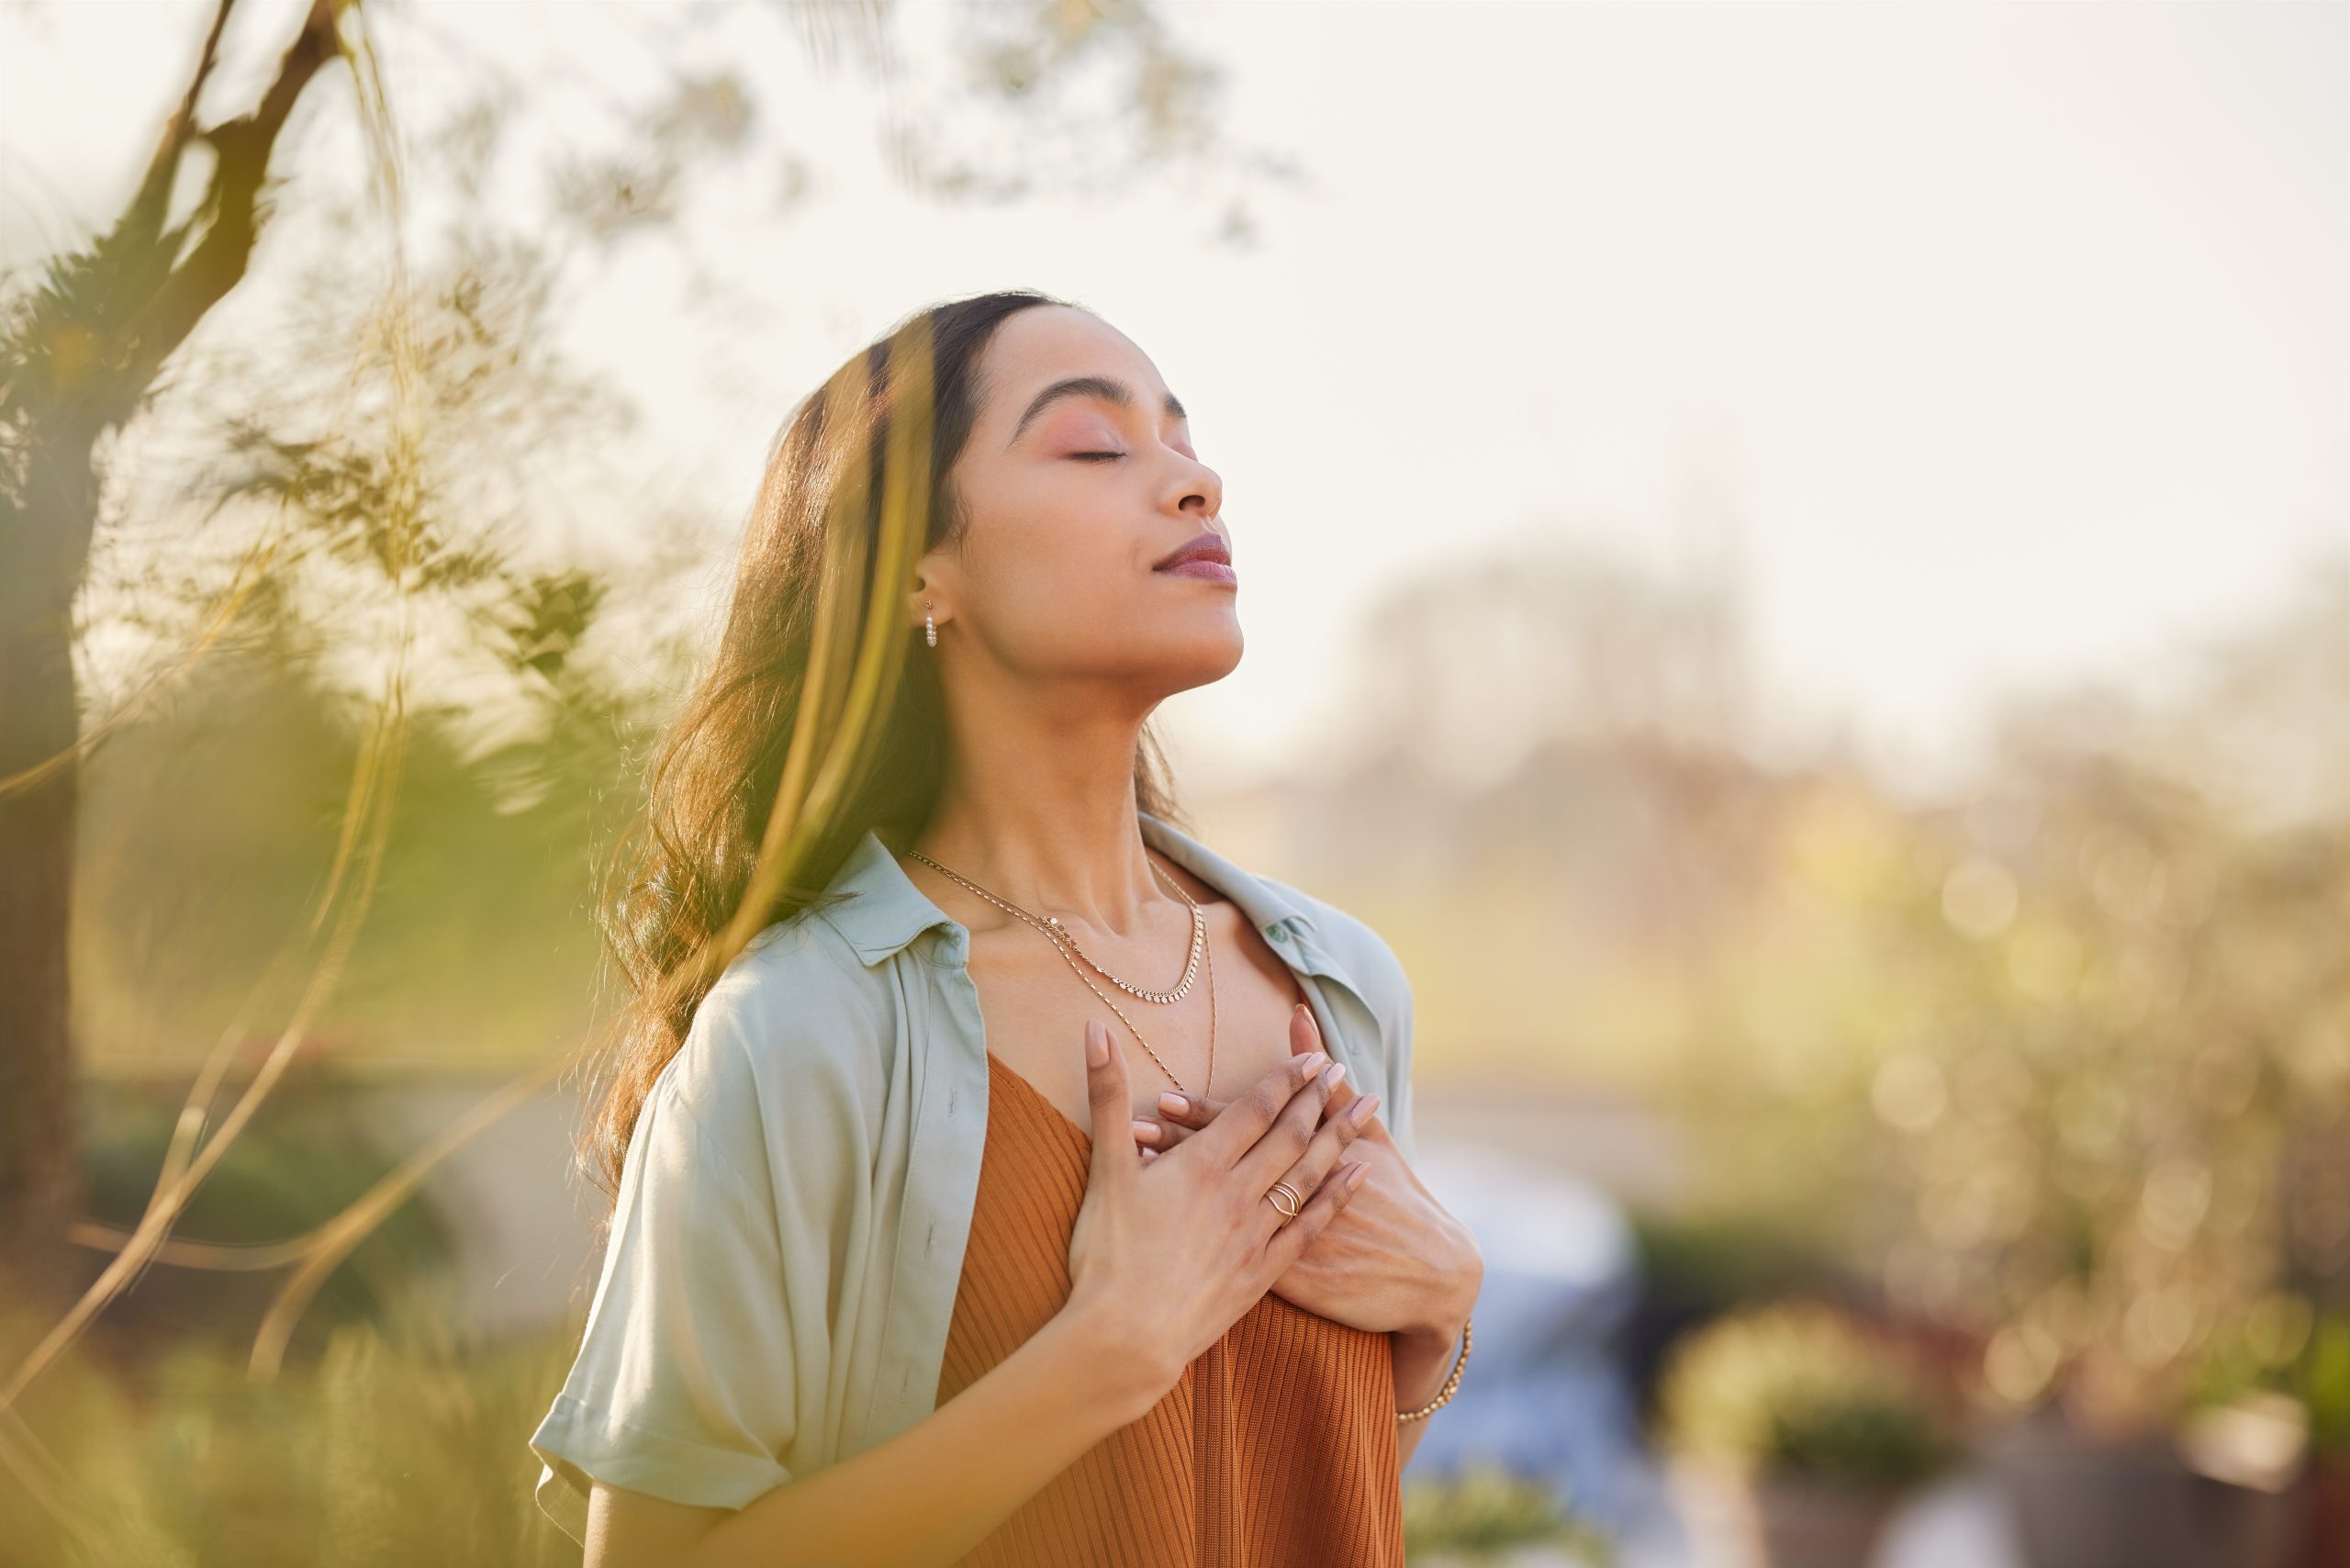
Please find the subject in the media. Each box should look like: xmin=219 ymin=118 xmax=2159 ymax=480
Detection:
xmin=1340 ymin=537 xmax=1757 ymax=790
xmin=0 ymin=0 xmax=1269 ymax=1318
xmin=1685 ymin=564 xmax=2350 ymax=1443
xmin=0 ymin=0 xmax=347 ymax=1306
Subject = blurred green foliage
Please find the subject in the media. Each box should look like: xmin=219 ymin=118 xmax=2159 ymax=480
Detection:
xmin=1401 ymin=1459 xmax=1614 ymax=1566
xmin=72 ymin=1068 xmax=456 ymax=1356
xmin=1705 ymin=754 xmax=2345 ymax=1436
xmin=1638 ymin=576 xmax=2350 ymax=1440
xmin=1657 ymin=1298 xmax=1963 ymax=1489
xmin=6 ymin=1281 xmax=583 ymax=1568
xmin=2302 ymin=1315 xmax=2350 ymax=1458
xmin=73 ymin=582 xmax=654 ymax=1078
xmin=1616 ymin=1199 xmax=1861 ymax=1433
xmin=2190 ymin=1306 xmax=2350 ymax=1458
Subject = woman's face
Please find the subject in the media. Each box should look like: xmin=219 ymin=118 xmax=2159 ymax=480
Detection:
xmin=923 ymin=305 xmax=1238 ymax=702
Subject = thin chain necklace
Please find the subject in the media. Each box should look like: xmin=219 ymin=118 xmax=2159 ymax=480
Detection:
xmin=903 ymin=846 xmax=1218 ymax=1097
xmin=904 ymin=846 xmax=1205 ymax=1001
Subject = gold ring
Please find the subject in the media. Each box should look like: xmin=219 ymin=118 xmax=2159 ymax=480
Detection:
xmin=1266 ymin=1181 xmax=1304 ymax=1218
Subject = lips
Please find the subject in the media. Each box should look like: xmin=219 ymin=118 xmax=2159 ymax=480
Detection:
xmin=1153 ymin=530 xmax=1234 ymax=579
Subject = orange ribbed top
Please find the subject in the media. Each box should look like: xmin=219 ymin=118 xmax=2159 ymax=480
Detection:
xmin=934 ymin=984 xmax=1405 ymax=1567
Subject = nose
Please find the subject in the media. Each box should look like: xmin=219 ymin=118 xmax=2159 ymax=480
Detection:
xmin=1170 ymin=453 xmax=1222 ymax=521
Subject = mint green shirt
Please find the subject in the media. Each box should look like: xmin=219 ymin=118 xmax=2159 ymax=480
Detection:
xmin=526 ymin=809 xmax=1417 ymax=1546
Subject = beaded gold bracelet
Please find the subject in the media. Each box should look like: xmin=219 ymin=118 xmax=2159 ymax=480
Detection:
xmin=1395 ymin=1314 xmax=1472 ymax=1423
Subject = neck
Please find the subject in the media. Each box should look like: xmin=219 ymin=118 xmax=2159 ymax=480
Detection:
xmin=909 ymin=694 xmax=1169 ymax=939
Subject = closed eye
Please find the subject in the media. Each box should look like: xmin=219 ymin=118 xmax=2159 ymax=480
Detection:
xmin=1071 ymin=451 xmax=1125 ymax=462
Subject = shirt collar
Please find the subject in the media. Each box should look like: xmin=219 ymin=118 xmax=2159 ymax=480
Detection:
xmin=810 ymin=810 xmax=1337 ymax=988
xmin=807 ymin=827 xmax=959 ymax=964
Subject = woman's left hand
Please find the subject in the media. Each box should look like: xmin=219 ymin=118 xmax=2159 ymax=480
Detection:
xmin=1135 ymin=1003 xmax=1483 ymax=1341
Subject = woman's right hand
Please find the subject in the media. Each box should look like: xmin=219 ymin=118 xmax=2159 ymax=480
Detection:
xmin=1061 ymin=1018 xmax=1371 ymax=1406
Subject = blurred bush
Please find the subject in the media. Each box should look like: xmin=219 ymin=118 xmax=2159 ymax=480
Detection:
xmin=1660 ymin=571 xmax=2350 ymax=1443
xmin=2305 ymin=1314 xmax=2350 ymax=1461
xmin=2190 ymin=1304 xmax=2350 ymax=1461
xmin=1402 ymin=1459 xmax=1615 ymax=1566
xmin=3 ymin=1280 xmax=582 ymax=1568
xmin=1656 ymin=1297 xmax=1964 ymax=1489
xmin=67 ymin=1062 xmax=458 ymax=1359
xmin=1617 ymin=1200 xmax=1855 ymax=1419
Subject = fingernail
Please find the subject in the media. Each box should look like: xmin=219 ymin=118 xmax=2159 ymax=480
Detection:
xmin=1319 ymin=1060 xmax=1347 ymax=1089
xmin=1301 ymin=1050 xmax=1327 ymax=1075
xmin=1158 ymin=1092 xmax=1187 ymax=1115
xmin=1347 ymin=1161 xmax=1370 ymax=1190
xmin=1086 ymin=1022 xmax=1107 ymax=1067
xmin=1131 ymin=1118 xmax=1158 ymax=1143
xmin=1348 ymin=1093 xmax=1379 ymax=1126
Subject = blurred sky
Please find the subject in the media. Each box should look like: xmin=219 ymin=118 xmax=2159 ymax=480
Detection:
xmin=3 ymin=0 xmax=2343 ymax=798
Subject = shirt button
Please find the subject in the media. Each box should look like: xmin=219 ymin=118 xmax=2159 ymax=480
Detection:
xmin=1264 ymin=922 xmax=1287 ymax=942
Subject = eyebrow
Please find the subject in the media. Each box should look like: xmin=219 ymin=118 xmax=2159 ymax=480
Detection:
xmin=1006 ymin=375 xmax=1188 ymax=450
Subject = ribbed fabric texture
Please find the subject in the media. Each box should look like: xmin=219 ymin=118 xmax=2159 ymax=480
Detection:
xmin=934 ymin=981 xmax=1405 ymax=1567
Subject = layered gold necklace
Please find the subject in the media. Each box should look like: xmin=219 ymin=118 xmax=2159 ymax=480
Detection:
xmin=904 ymin=845 xmax=1218 ymax=1097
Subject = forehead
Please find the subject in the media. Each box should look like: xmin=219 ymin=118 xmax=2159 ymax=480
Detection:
xmin=977 ymin=307 xmax=1172 ymax=429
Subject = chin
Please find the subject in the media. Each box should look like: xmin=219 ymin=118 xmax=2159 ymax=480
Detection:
xmin=1150 ymin=620 xmax=1244 ymax=690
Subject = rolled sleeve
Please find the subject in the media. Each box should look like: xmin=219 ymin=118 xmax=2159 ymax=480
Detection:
xmin=528 ymin=1019 xmax=804 ymax=1544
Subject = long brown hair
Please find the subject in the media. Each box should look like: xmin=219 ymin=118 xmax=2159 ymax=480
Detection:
xmin=576 ymin=289 xmax=1192 ymax=1201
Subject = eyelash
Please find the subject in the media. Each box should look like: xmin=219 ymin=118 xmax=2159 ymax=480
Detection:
xmin=1072 ymin=451 xmax=1125 ymax=462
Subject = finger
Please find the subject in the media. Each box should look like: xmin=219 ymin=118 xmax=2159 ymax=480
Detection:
xmin=1287 ymin=1002 xmax=1320 ymax=1059
xmin=1153 ymin=1089 xmax=1225 ymax=1129
xmin=1263 ymin=1159 xmax=1372 ymax=1277
xmin=1257 ymin=1072 xmax=1370 ymax=1244
xmin=1323 ymin=1070 xmax=1363 ymax=1118
xmin=1135 ymin=1115 xmax=1201 ymax=1152
xmin=1286 ymin=1004 xmax=1368 ymax=1119
xmin=1237 ymin=1053 xmax=1350 ymax=1198
xmin=1162 ymin=1066 xmax=1353 ymax=1139
xmin=1201 ymin=1047 xmax=1333 ymax=1168
xmin=1082 ymin=1021 xmax=1136 ymax=1192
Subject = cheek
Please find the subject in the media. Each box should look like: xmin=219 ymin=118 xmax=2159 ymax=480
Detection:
xmin=979 ymin=493 xmax=1147 ymax=603
xmin=964 ymin=524 xmax=1147 ymax=655
xmin=984 ymin=477 xmax=1113 ymax=563
xmin=1007 ymin=543 xmax=1152 ymax=633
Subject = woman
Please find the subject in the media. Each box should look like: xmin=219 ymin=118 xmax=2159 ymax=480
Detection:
xmin=527 ymin=290 xmax=1484 ymax=1566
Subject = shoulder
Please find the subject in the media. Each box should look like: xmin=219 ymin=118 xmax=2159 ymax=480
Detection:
xmin=652 ymin=913 xmax=894 ymax=1180
xmin=1251 ymin=873 xmax=1415 ymax=1029
xmin=1242 ymin=872 xmax=1421 ymax=1161
xmin=1146 ymin=812 xmax=1413 ymax=1028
